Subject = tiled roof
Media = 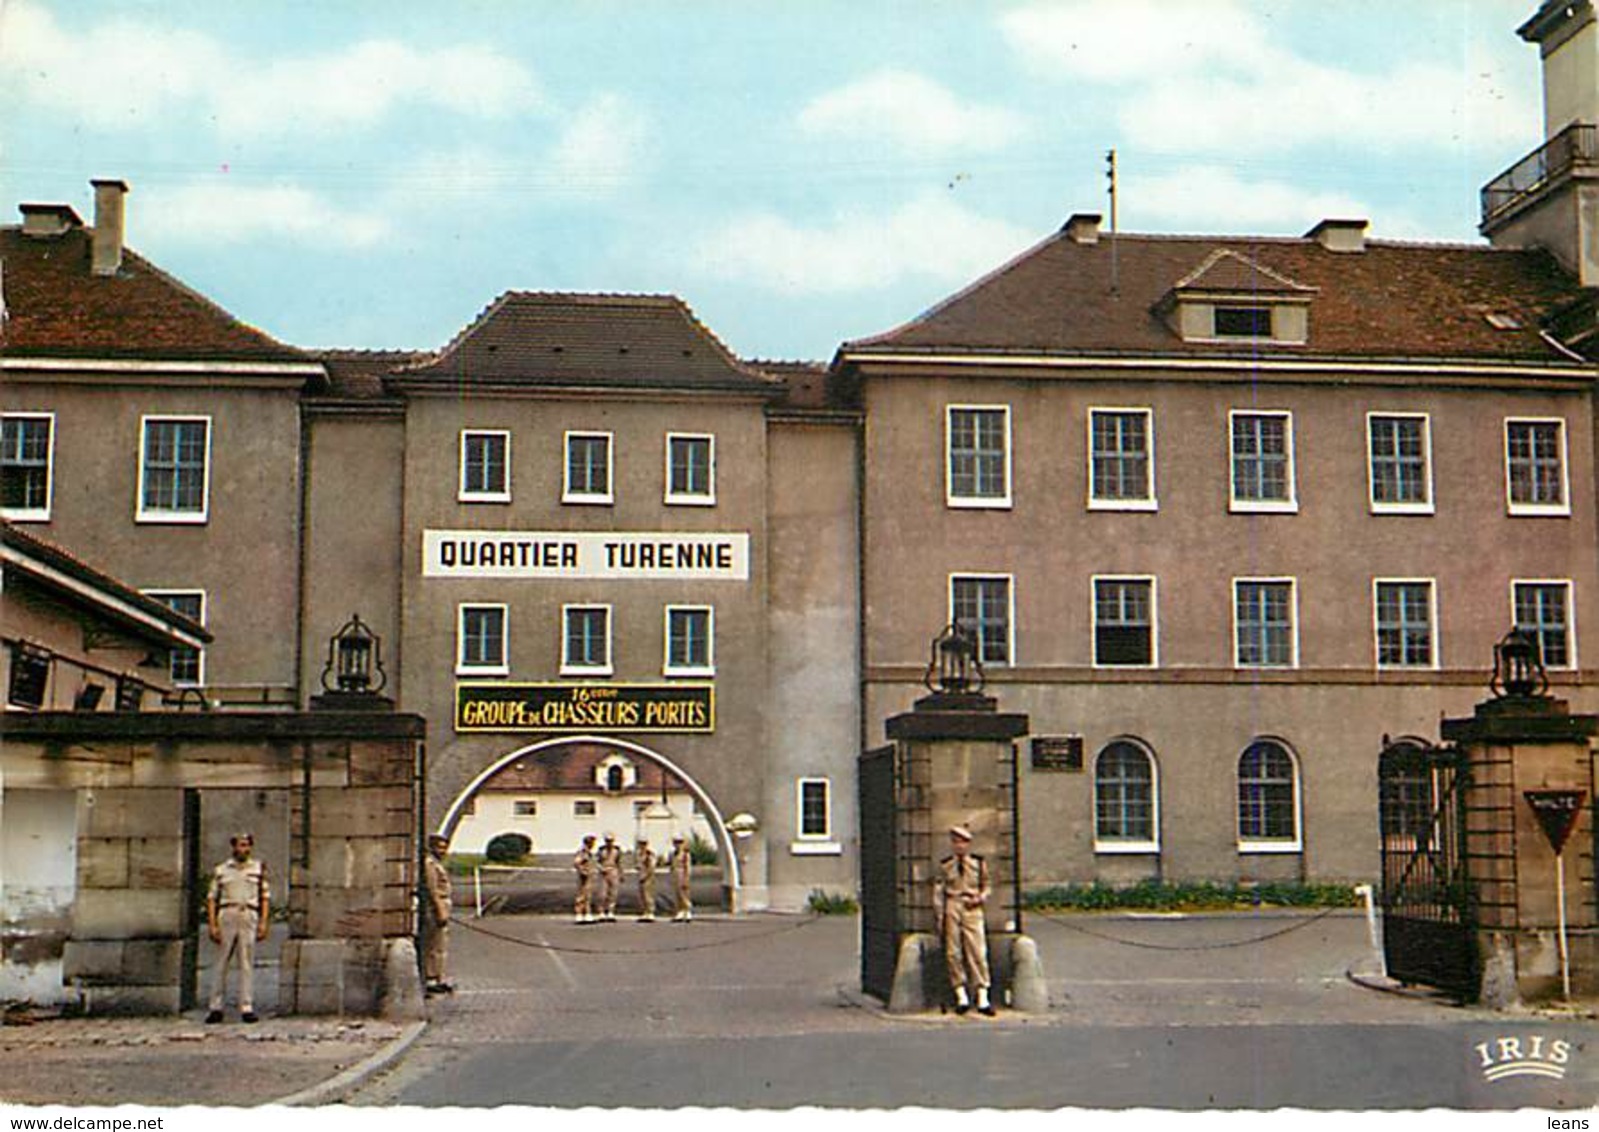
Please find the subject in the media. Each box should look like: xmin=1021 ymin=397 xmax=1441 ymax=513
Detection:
xmin=845 ymin=229 xmax=1590 ymax=362
xmin=0 ymin=226 xmax=308 ymax=364
xmin=1172 ymin=248 xmax=1315 ymax=294
xmin=477 ymin=742 xmax=691 ymax=793
xmin=1 ymin=520 xmax=212 ymax=645
xmin=313 ymin=349 xmax=433 ymax=400
xmin=396 ymin=292 xmax=783 ymax=395
xmin=749 ymin=358 xmax=842 ymax=411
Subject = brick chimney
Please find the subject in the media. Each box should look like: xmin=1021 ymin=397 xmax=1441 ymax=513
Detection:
xmin=91 ymin=179 xmax=128 ymax=277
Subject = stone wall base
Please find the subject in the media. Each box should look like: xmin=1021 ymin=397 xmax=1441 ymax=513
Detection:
xmin=280 ymin=938 xmax=422 ymax=1019
xmin=885 ymin=930 xmax=1046 ymax=1014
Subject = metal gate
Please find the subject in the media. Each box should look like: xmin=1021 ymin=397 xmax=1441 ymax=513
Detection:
xmin=1377 ymin=739 xmax=1480 ymax=1001
xmin=858 ymin=745 xmax=898 ymax=1001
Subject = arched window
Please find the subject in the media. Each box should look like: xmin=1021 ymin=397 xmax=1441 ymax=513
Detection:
xmin=1237 ymin=740 xmax=1300 ymax=849
xmin=606 ymin=765 xmax=625 ymax=792
xmin=1094 ymin=740 xmax=1158 ymax=850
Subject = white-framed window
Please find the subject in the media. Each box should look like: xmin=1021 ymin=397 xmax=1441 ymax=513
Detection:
xmin=1093 ymin=576 xmax=1157 ymax=668
xmin=563 ymin=431 xmax=613 ymax=504
xmin=512 ymin=800 xmax=537 ymax=817
xmin=1 ymin=413 xmax=54 ymax=522
xmin=1366 ymin=413 xmax=1433 ymax=515
xmin=946 ymin=405 xmax=1011 ymax=508
xmin=1093 ymin=739 xmax=1160 ymax=853
xmin=144 ymin=590 xmax=206 ymax=687
xmin=562 ymin=604 xmax=612 ymax=675
xmin=949 ymin=574 xmax=1013 ymax=666
xmin=1233 ymin=578 xmax=1298 ymax=669
xmin=459 ymin=429 xmax=511 ymax=502
xmin=1374 ymin=579 xmax=1437 ymax=670
xmin=456 ymin=603 xmax=509 ymax=675
xmin=1237 ymin=739 xmax=1302 ymax=852
xmin=791 ymin=776 xmax=842 ymax=855
xmin=1512 ymin=579 xmax=1575 ymax=670
xmin=664 ymin=605 xmax=714 ymax=676
xmin=665 ymin=433 xmax=716 ymax=505
xmin=1229 ymin=410 xmax=1296 ymax=513
xmin=1505 ymin=418 xmax=1569 ymax=516
xmin=1088 ymin=408 xmax=1156 ymax=511
xmin=137 ymin=416 xmax=210 ymax=523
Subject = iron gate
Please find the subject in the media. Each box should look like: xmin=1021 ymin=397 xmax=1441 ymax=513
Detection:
xmin=1377 ymin=739 xmax=1480 ymax=1001
xmin=858 ymin=745 xmax=898 ymax=1001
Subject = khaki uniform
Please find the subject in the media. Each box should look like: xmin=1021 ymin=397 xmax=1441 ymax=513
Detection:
xmin=207 ymin=857 xmax=269 ymax=1015
xmin=669 ymin=841 xmax=693 ymax=922
xmin=422 ymin=852 xmax=452 ymax=984
xmin=573 ymin=843 xmax=597 ymax=922
xmin=597 ymin=841 xmax=623 ymax=920
xmin=635 ymin=845 xmax=658 ymax=921
xmin=933 ymin=852 xmax=991 ymax=999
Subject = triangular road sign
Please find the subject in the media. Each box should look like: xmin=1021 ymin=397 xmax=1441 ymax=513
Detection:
xmin=1524 ymin=790 xmax=1587 ymax=854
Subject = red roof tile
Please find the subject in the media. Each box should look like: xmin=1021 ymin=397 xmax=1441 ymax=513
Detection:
xmin=478 ymin=742 xmax=691 ymax=793
xmin=846 ymin=229 xmax=1589 ymax=362
xmin=1 ymin=225 xmax=307 ymax=364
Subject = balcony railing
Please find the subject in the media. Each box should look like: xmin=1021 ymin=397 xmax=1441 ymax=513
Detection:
xmin=1481 ymin=122 xmax=1599 ymax=226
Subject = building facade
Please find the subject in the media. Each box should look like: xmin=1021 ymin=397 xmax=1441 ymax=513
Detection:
xmin=6 ymin=1 xmax=1599 ymax=910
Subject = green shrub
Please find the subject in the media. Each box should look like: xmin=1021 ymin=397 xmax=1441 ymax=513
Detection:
xmin=485 ymin=832 xmax=533 ymax=864
xmin=687 ymin=831 xmax=719 ymax=865
xmin=1023 ymin=880 xmax=1361 ymax=912
xmin=807 ymin=890 xmax=859 ymax=915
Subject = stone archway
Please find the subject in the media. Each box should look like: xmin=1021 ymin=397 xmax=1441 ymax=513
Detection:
xmin=438 ymin=734 xmax=743 ymax=900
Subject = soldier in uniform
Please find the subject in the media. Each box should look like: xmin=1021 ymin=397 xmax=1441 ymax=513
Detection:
xmin=597 ymin=832 xmax=623 ymax=922
xmin=205 ymin=832 xmax=270 ymax=1024
xmin=573 ymin=834 xmax=598 ymax=924
xmin=634 ymin=838 xmax=658 ymax=922
xmin=933 ymin=824 xmax=994 ymax=1016
xmin=669 ymin=833 xmax=694 ymax=922
xmin=421 ymin=833 xmax=454 ymax=995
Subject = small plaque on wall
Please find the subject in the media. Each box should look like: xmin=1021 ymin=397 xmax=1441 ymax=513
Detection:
xmin=1031 ymin=735 xmax=1083 ymax=771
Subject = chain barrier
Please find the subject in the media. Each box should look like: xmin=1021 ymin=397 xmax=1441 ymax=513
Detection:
xmin=1028 ymin=905 xmax=1341 ymax=951
xmin=455 ymin=911 xmax=825 ymax=956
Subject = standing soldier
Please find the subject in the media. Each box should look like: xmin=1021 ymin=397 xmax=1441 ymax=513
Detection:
xmin=205 ymin=832 xmax=270 ymax=1024
xmin=933 ymin=824 xmax=994 ymax=1016
xmin=421 ymin=833 xmax=454 ymax=995
xmin=669 ymin=833 xmax=694 ymax=923
xmin=635 ymin=838 xmax=658 ymax=922
xmin=573 ymin=834 xmax=598 ymax=924
xmin=597 ymin=832 xmax=623 ymax=922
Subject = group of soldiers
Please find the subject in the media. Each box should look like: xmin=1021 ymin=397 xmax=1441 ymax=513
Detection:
xmin=204 ymin=820 xmax=999 ymax=1020
xmin=572 ymin=831 xmax=695 ymax=923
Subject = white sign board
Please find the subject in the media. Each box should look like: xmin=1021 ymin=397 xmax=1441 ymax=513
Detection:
xmin=422 ymin=530 xmax=750 ymax=580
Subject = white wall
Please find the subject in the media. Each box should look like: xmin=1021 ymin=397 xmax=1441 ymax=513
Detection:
xmin=452 ymin=790 xmax=713 ymax=855
xmin=0 ymin=787 xmax=78 ymax=1004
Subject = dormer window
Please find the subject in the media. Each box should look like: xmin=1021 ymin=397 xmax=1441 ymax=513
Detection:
xmin=1213 ymin=306 xmax=1273 ymax=338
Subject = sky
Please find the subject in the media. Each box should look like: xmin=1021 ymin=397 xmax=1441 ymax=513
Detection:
xmin=0 ymin=0 xmax=1554 ymax=362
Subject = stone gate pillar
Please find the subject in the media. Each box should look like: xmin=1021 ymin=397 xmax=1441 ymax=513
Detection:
xmin=867 ymin=625 xmax=1046 ymax=1013
xmin=1442 ymin=632 xmax=1598 ymax=1006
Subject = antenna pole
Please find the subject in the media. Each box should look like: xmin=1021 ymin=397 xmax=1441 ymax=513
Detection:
xmin=1106 ymin=148 xmax=1119 ymax=295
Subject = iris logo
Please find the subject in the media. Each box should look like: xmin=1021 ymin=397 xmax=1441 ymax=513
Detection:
xmin=1474 ymin=1035 xmax=1573 ymax=1082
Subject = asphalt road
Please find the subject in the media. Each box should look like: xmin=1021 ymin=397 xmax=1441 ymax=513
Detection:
xmin=350 ymin=910 xmax=1599 ymax=1110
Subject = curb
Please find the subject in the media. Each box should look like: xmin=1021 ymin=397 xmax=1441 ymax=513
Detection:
xmin=269 ymin=1019 xmax=427 ymax=1107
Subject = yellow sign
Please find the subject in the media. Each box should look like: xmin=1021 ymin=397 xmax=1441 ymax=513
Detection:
xmin=455 ymin=683 xmax=714 ymax=734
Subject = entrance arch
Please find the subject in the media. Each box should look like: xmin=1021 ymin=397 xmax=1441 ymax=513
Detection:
xmin=438 ymin=735 xmax=742 ymax=895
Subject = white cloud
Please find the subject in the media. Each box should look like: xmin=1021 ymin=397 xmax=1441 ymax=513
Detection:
xmin=999 ymin=0 xmax=1534 ymax=155
xmin=1126 ymin=165 xmax=1374 ymax=233
xmin=693 ymin=192 xmax=1035 ymax=295
xmin=138 ymin=181 xmax=390 ymax=249
xmin=798 ymin=70 xmax=1025 ymax=153
xmin=550 ymin=95 xmax=652 ymax=193
xmin=0 ymin=0 xmax=539 ymax=138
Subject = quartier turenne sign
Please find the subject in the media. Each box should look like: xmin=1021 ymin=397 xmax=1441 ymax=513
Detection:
xmin=457 ymin=683 xmax=715 ymax=733
xmin=423 ymin=530 xmax=749 ymax=580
